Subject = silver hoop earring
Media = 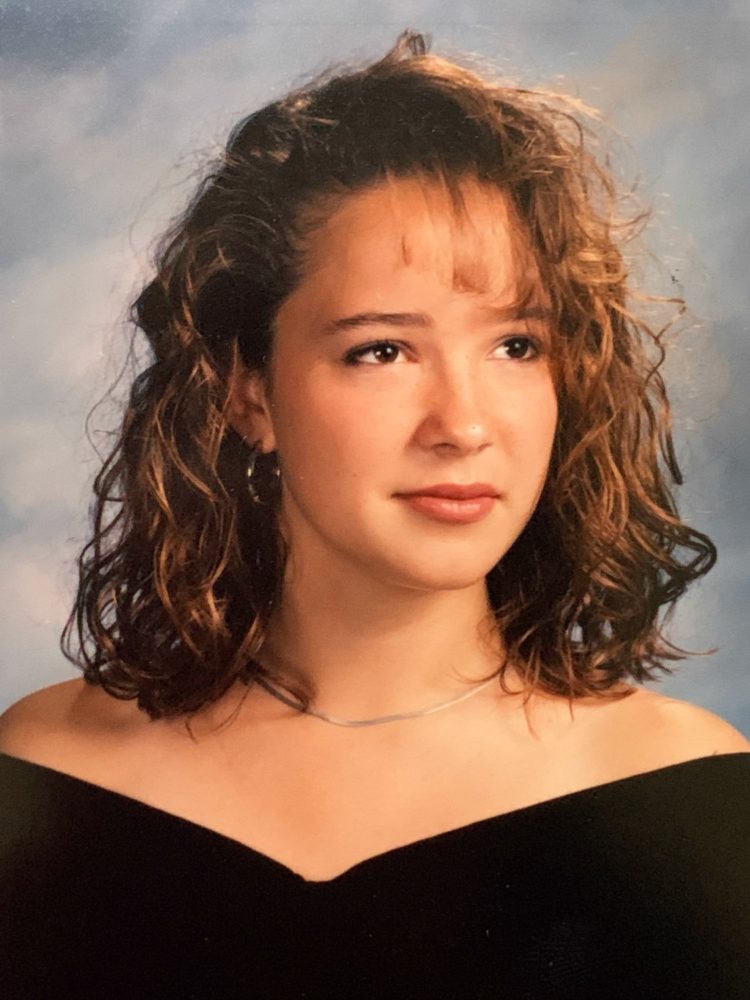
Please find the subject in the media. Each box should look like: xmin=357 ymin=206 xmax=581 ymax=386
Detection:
xmin=245 ymin=440 xmax=280 ymax=505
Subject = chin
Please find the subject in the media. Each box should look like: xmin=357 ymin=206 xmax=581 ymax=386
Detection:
xmin=380 ymin=554 xmax=502 ymax=594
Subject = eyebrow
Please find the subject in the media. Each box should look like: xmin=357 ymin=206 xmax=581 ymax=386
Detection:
xmin=322 ymin=305 xmax=552 ymax=335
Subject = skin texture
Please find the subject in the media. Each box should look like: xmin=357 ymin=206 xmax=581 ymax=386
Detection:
xmin=229 ymin=176 xmax=558 ymax=717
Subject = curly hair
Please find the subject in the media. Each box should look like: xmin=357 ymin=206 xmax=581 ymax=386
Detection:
xmin=61 ymin=29 xmax=716 ymax=722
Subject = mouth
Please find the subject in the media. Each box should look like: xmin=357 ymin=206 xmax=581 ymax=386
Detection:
xmin=395 ymin=483 xmax=501 ymax=501
xmin=394 ymin=485 xmax=500 ymax=524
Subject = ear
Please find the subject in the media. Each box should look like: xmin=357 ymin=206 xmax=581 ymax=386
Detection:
xmin=227 ymin=360 xmax=277 ymax=453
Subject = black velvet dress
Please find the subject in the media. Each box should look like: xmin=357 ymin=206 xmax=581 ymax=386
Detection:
xmin=1 ymin=750 xmax=748 ymax=999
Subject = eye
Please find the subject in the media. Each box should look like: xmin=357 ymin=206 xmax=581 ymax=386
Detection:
xmin=494 ymin=335 xmax=540 ymax=361
xmin=343 ymin=340 xmax=407 ymax=366
xmin=342 ymin=335 xmax=543 ymax=366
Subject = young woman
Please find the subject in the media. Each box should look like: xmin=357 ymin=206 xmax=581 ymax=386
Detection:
xmin=1 ymin=30 xmax=748 ymax=999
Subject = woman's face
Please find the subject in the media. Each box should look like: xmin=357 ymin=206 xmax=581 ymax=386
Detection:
xmin=235 ymin=176 xmax=558 ymax=592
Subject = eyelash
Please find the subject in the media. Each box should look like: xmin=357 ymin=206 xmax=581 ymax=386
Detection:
xmin=342 ymin=336 xmax=543 ymax=367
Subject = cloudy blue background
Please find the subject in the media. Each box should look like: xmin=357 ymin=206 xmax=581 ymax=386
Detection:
xmin=1 ymin=0 xmax=748 ymax=733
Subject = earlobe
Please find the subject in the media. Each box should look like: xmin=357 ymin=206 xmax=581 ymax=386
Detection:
xmin=226 ymin=364 xmax=277 ymax=453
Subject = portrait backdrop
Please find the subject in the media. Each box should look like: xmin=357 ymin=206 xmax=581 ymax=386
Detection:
xmin=1 ymin=0 xmax=748 ymax=734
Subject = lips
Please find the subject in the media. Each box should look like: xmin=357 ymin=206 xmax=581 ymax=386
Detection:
xmin=395 ymin=483 xmax=500 ymax=500
xmin=398 ymin=486 xmax=498 ymax=524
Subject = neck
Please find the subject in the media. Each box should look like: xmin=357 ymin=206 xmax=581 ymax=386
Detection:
xmin=257 ymin=552 xmax=505 ymax=722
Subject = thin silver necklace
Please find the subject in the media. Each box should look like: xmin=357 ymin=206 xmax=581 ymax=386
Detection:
xmin=253 ymin=672 xmax=501 ymax=727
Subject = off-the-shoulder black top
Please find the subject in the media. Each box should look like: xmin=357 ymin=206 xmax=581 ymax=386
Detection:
xmin=0 ymin=750 xmax=748 ymax=999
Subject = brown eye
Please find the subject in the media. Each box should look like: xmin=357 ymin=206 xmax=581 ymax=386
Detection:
xmin=344 ymin=341 xmax=406 ymax=366
xmin=496 ymin=336 xmax=539 ymax=361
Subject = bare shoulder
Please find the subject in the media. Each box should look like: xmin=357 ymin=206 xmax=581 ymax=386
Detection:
xmin=0 ymin=679 xmax=84 ymax=750
xmin=0 ymin=677 xmax=145 ymax=770
xmin=622 ymin=687 xmax=750 ymax=759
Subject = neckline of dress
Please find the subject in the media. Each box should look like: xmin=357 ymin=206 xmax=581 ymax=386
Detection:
xmin=1 ymin=750 xmax=748 ymax=887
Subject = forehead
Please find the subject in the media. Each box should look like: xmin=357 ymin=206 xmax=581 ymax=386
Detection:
xmin=298 ymin=175 xmax=538 ymax=301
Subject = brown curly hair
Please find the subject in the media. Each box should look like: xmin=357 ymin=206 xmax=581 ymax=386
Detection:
xmin=61 ymin=29 xmax=716 ymax=722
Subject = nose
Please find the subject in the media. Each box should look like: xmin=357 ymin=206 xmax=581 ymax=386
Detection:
xmin=414 ymin=362 xmax=492 ymax=455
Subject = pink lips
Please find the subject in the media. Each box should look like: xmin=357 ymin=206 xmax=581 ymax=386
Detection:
xmin=399 ymin=483 xmax=499 ymax=500
xmin=395 ymin=483 xmax=500 ymax=524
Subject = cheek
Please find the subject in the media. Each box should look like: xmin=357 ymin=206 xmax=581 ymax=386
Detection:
xmin=504 ymin=382 xmax=558 ymax=472
xmin=537 ymin=387 xmax=559 ymax=451
xmin=273 ymin=380 xmax=390 ymax=495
